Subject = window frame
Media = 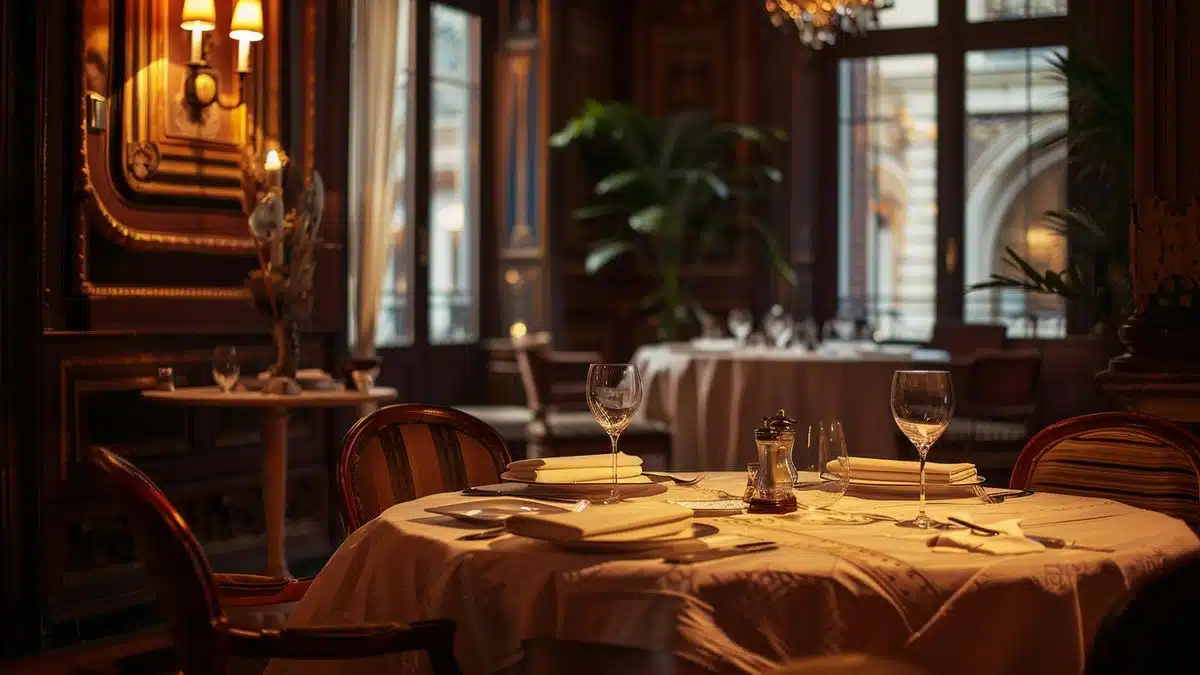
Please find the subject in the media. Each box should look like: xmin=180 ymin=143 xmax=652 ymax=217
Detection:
xmin=812 ymin=0 xmax=1071 ymax=333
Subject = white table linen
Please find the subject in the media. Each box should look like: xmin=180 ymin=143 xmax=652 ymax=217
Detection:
xmin=265 ymin=474 xmax=1199 ymax=675
xmin=633 ymin=343 xmax=951 ymax=470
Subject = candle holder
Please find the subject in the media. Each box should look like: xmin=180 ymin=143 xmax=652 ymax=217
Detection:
xmin=180 ymin=0 xmax=263 ymax=120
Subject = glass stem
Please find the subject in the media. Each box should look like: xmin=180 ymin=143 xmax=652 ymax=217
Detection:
xmin=917 ymin=447 xmax=928 ymax=520
xmin=610 ymin=433 xmax=620 ymax=488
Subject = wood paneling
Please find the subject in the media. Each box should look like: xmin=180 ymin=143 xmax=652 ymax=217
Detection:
xmin=1 ymin=0 xmax=353 ymax=660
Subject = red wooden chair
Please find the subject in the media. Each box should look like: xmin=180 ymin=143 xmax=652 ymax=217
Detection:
xmin=89 ymin=446 xmax=461 ymax=675
xmin=1011 ymin=412 xmax=1200 ymax=526
xmin=337 ymin=403 xmax=512 ymax=533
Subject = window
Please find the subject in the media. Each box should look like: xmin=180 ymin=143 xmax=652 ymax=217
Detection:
xmin=352 ymin=0 xmax=486 ymax=350
xmin=832 ymin=0 xmax=1069 ymax=340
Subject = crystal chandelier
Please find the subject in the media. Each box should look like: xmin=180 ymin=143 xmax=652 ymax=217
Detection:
xmin=764 ymin=1 xmax=894 ymax=50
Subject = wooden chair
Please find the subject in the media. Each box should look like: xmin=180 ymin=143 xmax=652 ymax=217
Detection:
xmin=1086 ymin=552 xmax=1200 ymax=675
xmin=337 ymin=403 xmax=512 ymax=532
xmin=88 ymin=446 xmax=461 ymax=675
xmin=512 ymin=333 xmax=672 ymax=468
xmin=938 ymin=348 xmax=1042 ymax=486
xmin=769 ymin=653 xmax=929 ymax=675
xmin=1011 ymin=412 xmax=1200 ymax=526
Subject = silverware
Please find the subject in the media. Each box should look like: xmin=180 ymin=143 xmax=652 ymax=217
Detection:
xmin=459 ymin=499 xmax=590 ymax=541
xmin=662 ymin=541 xmax=778 ymax=564
xmin=973 ymin=487 xmax=1036 ymax=504
xmin=947 ymin=516 xmax=1114 ymax=552
xmin=643 ymin=472 xmax=707 ymax=486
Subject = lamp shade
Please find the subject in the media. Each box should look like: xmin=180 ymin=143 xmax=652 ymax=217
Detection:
xmin=180 ymin=0 xmax=216 ymax=31
xmin=230 ymin=0 xmax=265 ymax=41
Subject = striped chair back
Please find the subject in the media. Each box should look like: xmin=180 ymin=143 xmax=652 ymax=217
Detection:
xmin=336 ymin=404 xmax=512 ymax=532
xmin=1011 ymin=412 xmax=1200 ymax=526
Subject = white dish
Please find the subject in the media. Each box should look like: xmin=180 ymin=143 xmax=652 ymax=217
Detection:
xmin=425 ymin=499 xmax=567 ymax=525
xmin=822 ymin=473 xmax=986 ymax=487
xmin=466 ymin=482 xmax=668 ymax=499
xmin=532 ymin=522 xmax=720 ymax=553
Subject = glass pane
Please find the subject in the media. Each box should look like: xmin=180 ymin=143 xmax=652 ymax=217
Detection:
xmin=838 ymin=55 xmax=938 ymax=342
xmin=429 ymin=3 xmax=480 ymax=345
xmin=364 ymin=0 xmax=413 ymax=348
xmin=876 ymin=0 xmax=937 ymax=29
xmin=964 ymin=48 xmax=1068 ymax=338
xmin=967 ymin=0 xmax=1067 ymax=23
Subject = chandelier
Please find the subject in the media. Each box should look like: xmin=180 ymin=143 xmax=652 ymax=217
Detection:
xmin=764 ymin=1 xmax=894 ymax=50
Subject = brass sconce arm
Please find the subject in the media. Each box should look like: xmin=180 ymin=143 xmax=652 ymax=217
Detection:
xmin=180 ymin=0 xmax=263 ymax=118
xmin=183 ymin=64 xmax=249 ymax=115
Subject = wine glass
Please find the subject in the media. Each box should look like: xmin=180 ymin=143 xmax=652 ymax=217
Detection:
xmin=770 ymin=313 xmax=795 ymax=348
xmin=585 ymin=364 xmax=643 ymax=504
xmin=212 ymin=346 xmax=240 ymax=394
xmin=727 ymin=309 xmax=753 ymax=346
xmin=794 ymin=420 xmax=849 ymax=515
xmin=890 ymin=370 xmax=955 ymax=529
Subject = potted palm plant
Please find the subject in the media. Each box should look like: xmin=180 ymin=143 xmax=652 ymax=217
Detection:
xmin=967 ymin=50 xmax=1133 ymax=339
xmin=550 ymin=100 xmax=796 ymax=341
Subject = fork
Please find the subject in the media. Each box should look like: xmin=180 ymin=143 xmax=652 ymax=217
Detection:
xmin=643 ymin=472 xmax=707 ymax=486
xmin=459 ymin=499 xmax=590 ymax=540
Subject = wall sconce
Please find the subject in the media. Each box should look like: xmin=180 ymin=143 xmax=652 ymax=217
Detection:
xmin=181 ymin=0 xmax=263 ymax=118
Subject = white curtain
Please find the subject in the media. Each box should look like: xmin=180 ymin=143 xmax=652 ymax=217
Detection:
xmin=349 ymin=0 xmax=402 ymax=358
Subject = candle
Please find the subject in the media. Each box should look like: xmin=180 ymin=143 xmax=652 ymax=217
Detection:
xmin=190 ymin=29 xmax=203 ymax=63
xmin=236 ymin=39 xmax=251 ymax=73
xmin=264 ymin=149 xmax=282 ymax=186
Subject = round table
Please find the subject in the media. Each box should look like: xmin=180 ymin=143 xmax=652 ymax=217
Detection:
xmin=143 ymin=385 xmax=397 ymax=577
xmin=265 ymin=474 xmax=1199 ymax=675
xmin=633 ymin=342 xmax=951 ymax=470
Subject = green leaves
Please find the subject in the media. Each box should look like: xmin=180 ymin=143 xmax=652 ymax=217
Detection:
xmin=628 ymin=205 xmax=666 ymax=234
xmin=968 ymin=247 xmax=1086 ymax=299
xmin=584 ymin=239 xmax=637 ymax=274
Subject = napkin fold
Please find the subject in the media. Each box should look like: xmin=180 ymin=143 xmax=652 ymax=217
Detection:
xmin=508 ymin=453 xmax=643 ymax=471
xmin=501 ymin=465 xmax=647 ymax=483
xmin=927 ymin=514 xmax=1045 ymax=555
xmin=505 ymin=502 xmax=694 ymax=542
xmin=830 ymin=457 xmax=978 ymax=484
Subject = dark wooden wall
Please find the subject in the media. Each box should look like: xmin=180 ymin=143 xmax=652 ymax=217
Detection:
xmin=1 ymin=0 xmax=353 ymax=659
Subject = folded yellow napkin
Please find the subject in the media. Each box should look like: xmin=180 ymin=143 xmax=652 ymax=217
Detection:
xmin=830 ymin=457 xmax=978 ymax=484
xmin=501 ymin=465 xmax=646 ymax=483
xmin=927 ymin=514 xmax=1044 ymax=555
xmin=508 ymin=453 xmax=643 ymax=471
xmin=505 ymin=502 xmax=694 ymax=542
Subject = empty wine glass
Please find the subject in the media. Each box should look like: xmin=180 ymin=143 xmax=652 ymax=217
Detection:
xmin=768 ymin=313 xmax=795 ymax=348
xmin=794 ymin=420 xmax=848 ymax=514
xmin=891 ymin=370 xmax=955 ymax=529
xmin=585 ymin=364 xmax=643 ymax=504
xmin=727 ymin=309 xmax=753 ymax=346
xmin=212 ymin=346 xmax=240 ymax=393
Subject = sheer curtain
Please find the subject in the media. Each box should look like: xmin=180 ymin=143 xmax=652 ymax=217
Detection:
xmin=348 ymin=0 xmax=402 ymax=359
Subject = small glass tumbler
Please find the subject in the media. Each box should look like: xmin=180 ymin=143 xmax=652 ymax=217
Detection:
xmin=742 ymin=462 xmax=760 ymax=503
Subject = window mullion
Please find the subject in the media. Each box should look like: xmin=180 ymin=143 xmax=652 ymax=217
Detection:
xmin=412 ymin=0 xmax=433 ymax=346
xmin=936 ymin=0 xmax=966 ymax=322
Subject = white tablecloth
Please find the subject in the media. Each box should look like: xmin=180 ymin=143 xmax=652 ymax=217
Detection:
xmin=633 ymin=343 xmax=951 ymax=470
xmin=265 ymin=474 xmax=1199 ymax=675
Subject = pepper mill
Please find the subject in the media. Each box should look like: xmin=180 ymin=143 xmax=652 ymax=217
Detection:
xmin=748 ymin=409 xmax=798 ymax=514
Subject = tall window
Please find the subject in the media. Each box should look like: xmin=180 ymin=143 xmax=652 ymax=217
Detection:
xmin=834 ymin=0 xmax=1069 ymax=340
xmin=356 ymin=0 xmax=485 ymax=349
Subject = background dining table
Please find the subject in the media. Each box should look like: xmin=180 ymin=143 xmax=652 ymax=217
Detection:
xmin=633 ymin=342 xmax=952 ymax=470
xmin=263 ymin=473 xmax=1199 ymax=675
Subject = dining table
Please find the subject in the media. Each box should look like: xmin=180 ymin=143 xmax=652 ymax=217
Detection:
xmin=263 ymin=473 xmax=1199 ymax=675
xmin=633 ymin=341 xmax=951 ymax=470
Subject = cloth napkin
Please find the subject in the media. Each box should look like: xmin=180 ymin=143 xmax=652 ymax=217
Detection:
xmin=508 ymin=453 xmax=643 ymax=471
xmin=501 ymin=465 xmax=648 ymax=483
xmin=927 ymin=514 xmax=1045 ymax=555
xmin=505 ymin=502 xmax=693 ymax=542
xmin=830 ymin=457 xmax=978 ymax=484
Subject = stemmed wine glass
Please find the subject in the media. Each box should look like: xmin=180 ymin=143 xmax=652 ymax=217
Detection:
xmin=727 ymin=309 xmax=753 ymax=346
xmin=212 ymin=346 xmax=240 ymax=394
xmin=890 ymin=370 xmax=954 ymax=529
xmin=585 ymin=364 xmax=643 ymax=504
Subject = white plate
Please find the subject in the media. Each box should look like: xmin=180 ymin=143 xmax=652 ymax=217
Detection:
xmin=471 ymin=482 xmax=668 ymax=499
xmin=425 ymin=499 xmax=567 ymax=525
xmin=544 ymin=523 xmax=720 ymax=553
xmin=822 ymin=472 xmax=986 ymax=487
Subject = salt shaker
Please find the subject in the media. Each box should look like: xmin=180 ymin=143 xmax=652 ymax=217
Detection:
xmin=748 ymin=409 xmax=798 ymax=514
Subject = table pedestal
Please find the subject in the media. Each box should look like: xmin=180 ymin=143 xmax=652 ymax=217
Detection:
xmin=261 ymin=407 xmax=291 ymax=578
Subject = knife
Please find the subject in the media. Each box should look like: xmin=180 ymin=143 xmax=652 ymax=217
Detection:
xmin=662 ymin=541 xmax=778 ymax=564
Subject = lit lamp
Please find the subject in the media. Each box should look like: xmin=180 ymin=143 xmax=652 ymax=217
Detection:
xmin=181 ymin=0 xmax=264 ymax=118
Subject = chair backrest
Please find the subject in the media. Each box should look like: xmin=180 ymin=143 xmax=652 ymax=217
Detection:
xmin=1086 ymin=553 xmax=1200 ymax=675
xmin=89 ymin=447 xmax=228 ymax=675
xmin=929 ymin=322 xmax=1007 ymax=358
xmin=1011 ymin=412 xmax=1200 ymax=525
xmin=965 ymin=348 xmax=1042 ymax=419
xmin=770 ymin=653 xmax=929 ymax=675
xmin=337 ymin=404 xmax=513 ymax=532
